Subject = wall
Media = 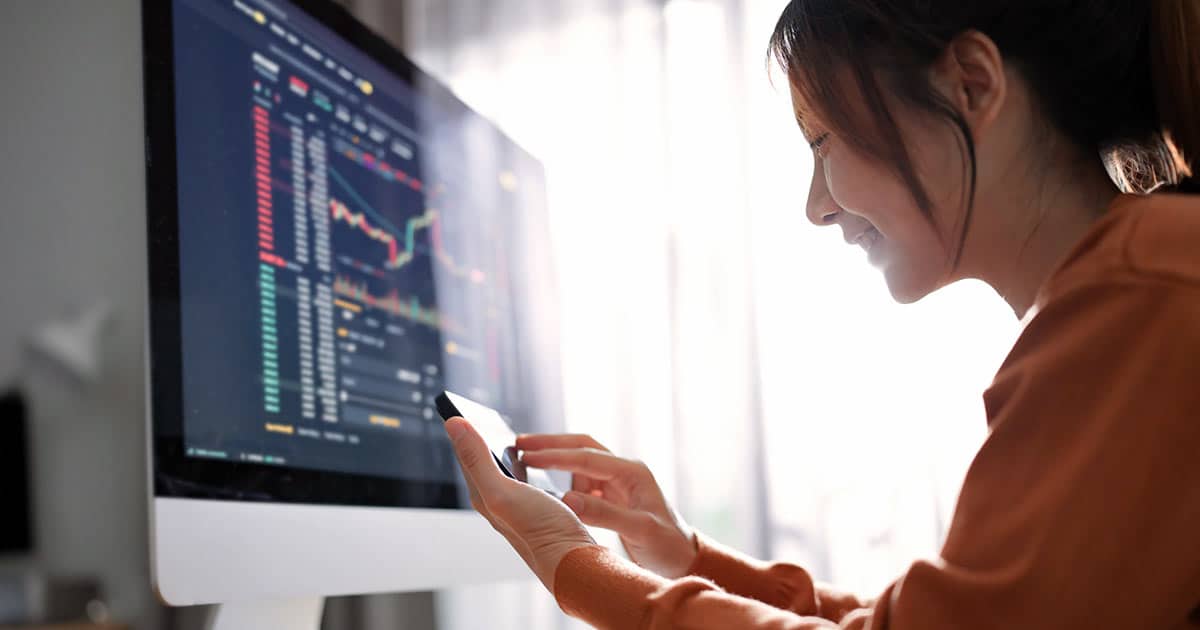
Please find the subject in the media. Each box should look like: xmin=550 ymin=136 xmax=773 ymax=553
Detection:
xmin=0 ymin=1 xmax=162 ymax=627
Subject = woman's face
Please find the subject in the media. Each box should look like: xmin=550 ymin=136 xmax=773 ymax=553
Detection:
xmin=793 ymin=82 xmax=965 ymax=303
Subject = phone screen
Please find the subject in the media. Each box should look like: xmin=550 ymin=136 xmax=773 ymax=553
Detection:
xmin=436 ymin=391 xmax=564 ymax=498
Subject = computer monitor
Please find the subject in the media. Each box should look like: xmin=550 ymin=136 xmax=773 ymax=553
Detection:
xmin=142 ymin=0 xmax=564 ymax=626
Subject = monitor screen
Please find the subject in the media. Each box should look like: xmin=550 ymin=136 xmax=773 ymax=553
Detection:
xmin=147 ymin=0 xmax=557 ymax=507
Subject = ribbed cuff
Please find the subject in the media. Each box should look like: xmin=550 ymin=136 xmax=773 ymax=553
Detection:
xmin=686 ymin=532 xmax=765 ymax=583
xmin=684 ymin=532 xmax=819 ymax=615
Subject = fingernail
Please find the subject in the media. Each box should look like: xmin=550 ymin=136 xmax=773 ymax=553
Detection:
xmin=563 ymin=491 xmax=584 ymax=514
xmin=446 ymin=420 xmax=465 ymax=440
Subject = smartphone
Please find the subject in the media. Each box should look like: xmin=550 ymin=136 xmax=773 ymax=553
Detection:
xmin=435 ymin=391 xmax=564 ymax=499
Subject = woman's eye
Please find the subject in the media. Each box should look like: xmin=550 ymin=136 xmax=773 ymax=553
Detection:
xmin=809 ymin=132 xmax=830 ymax=153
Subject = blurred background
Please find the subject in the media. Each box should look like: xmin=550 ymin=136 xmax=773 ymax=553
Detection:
xmin=0 ymin=0 xmax=1019 ymax=628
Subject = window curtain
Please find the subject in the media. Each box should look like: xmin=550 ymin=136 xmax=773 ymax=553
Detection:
xmin=334 ymin=0 xmax=1021 ymax=628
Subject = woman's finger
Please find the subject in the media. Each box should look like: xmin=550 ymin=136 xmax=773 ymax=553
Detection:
xmin=447 ymin=428 xmax=488 ymax=516
xmin=563 ymin=491 xmax=655 ymax=539
xmin=445 ymin=417 xmax=508 ymax=497
xmin=515 ymin=433 xmax=610 ymax=452
xmin=464 ymin=472 xmax=485 ymax=511
xmin=520 ymin=447 xmax=636 ymax=480
xmin=571 ymin=473 xmax=600 ymax=495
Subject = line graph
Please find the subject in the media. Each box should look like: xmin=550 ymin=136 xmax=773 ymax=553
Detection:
xmin=328 ymin=165 xmax=485 ymax=282
xmin=329 ymin=197 xmax=396 ymax=261
xmin=333 ymin=276 xmax=461 ymax=334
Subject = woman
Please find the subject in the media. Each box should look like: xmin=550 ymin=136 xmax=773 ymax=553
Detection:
xmin=444 ymin=0 xmax=1200 ymax=627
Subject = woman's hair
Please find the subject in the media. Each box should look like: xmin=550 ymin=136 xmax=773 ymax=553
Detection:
xmin=769 ymin=0 xmax=1199 ymax=267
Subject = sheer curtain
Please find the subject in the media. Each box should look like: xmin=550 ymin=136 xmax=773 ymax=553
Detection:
xmin=339 ymin=0 xmax=1021 ymax=627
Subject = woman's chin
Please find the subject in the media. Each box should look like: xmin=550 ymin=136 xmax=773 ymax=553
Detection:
xmin=882 ymin=265 xmax=938 ymax=304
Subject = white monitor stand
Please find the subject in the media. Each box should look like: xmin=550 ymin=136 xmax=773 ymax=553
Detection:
xmin=154 ymin=498 xmax=528 ymax=630
xmin=209 ymin=597 xmax=324 ymax=630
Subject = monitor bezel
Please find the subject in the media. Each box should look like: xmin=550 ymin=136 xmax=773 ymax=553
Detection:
xmin=143 ymin=0 xmax=484 ymax=508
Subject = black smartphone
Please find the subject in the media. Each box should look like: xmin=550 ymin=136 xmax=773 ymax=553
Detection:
xmin=435 ymin=391 xmax=564 ymax=499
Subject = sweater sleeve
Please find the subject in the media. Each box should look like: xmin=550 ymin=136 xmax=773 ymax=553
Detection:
xmin=554 ymin=281 xmax=1200 ymax=629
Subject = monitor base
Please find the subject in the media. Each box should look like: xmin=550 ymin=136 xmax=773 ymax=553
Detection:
xmin=208 ymin=596 xmax=324 ymax=630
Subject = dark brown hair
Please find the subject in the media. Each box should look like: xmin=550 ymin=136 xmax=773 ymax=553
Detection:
xmin=769 ymin=0 xmax=1199 ymax=268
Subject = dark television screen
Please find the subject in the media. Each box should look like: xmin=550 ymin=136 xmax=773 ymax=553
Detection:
xmin=0 ymin=391 xmax=32 ymax=553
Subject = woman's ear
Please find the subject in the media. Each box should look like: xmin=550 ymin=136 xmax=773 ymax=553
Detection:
xmin=930 ymin=30 xmax=1007 ymax=143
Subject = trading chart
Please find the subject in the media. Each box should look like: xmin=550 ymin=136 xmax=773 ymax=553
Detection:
xmin=170 ymin=0 xmax=539 ymax=482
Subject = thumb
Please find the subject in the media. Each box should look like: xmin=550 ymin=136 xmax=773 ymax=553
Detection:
xmin=445 ymin=417 xmax=504 ymax=492
xmin=563 ymin=491 xmax=652 ymax=538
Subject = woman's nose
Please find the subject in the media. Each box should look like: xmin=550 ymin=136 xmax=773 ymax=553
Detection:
xmin=805 ymin=161 xmax=838 ymax=227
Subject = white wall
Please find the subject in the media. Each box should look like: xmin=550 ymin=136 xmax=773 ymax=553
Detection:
xmin=0 ymin=1 xmax=162 ymax=627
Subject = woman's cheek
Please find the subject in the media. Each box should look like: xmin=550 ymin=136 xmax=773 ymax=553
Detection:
xmin=823 ymin=149 xmax=895 ymax=224
xmin=821 ymin=150 xmax=857 ymax=212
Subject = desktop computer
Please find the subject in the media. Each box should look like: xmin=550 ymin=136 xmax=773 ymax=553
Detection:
xmin=142 ymin=0 xmax=565 ymax=627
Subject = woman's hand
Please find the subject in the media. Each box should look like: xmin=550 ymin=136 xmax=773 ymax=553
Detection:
xmin=516 ymin=433 xmax=697 ymax=578
xmin=444 ymin=418 xmax=596 ymax=593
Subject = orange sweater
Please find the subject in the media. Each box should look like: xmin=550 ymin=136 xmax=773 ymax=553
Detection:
xmin=553 ymin=192 xmax=1200 ymax=629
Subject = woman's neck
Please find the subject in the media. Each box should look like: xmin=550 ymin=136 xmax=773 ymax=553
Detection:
xmin=967 ymin=158 xmax=1120 ymax=319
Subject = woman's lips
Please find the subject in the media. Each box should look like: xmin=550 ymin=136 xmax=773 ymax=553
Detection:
xmin=854 ymin=226 xmax=882 ymax=252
